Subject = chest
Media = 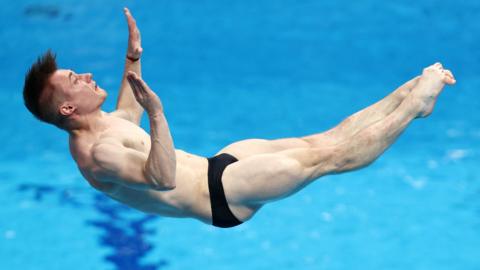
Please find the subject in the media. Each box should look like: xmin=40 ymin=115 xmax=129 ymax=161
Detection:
xmin=102 ymin=119 xmax=151 ymax=153
xmin=70 ymin=118 xmax=151 ymax=190
xmin=75 ymin=117 xmax=152 ymax=157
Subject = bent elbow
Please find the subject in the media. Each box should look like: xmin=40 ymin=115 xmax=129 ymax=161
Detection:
xmin=152 ymin=183 xmax=176 ymax=191
xmin=144 ymin=162 xmax=177 ymax=191
xmin=147 ymin=173 xmax=176 ymax=191
xmin=154 ymin=177 xmax=176 ymax=191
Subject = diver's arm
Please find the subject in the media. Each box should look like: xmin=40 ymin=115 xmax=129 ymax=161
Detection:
xmin=92 ymin=139 xmax=173 ymax=191
xmin=127 ymin=71 xmax=177 ymax=188
xmin=93 ymin=72 xmax=176 ymax=191
xmin=115 ymin=7 xmax=144 ymax=125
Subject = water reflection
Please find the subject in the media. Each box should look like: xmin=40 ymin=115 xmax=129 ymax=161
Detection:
xmin=17 ymin=184 xmax=168 ymax=270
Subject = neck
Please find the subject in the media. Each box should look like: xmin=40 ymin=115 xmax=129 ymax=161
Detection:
xmin=67 ymin=110 xmax=109 ymax=137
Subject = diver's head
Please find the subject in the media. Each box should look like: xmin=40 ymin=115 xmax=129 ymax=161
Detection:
xmin=23 ymin=50 xmax=107 ymax=130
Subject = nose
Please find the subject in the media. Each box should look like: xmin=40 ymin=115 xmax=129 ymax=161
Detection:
xmin=81 ymin=73 xmax=93 ymax=83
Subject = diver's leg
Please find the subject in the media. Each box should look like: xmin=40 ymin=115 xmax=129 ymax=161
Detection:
xmin=216 ymin=76 xmax=420 ymax=159
xmin=303 ymin=76 xmax=420 ymax=145
xmin=223 ymin=64 xmax=455 ymax=206
xmin=223 ymin=96 xmax=421 ymax=205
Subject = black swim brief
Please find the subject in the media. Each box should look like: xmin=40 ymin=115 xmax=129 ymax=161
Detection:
xmin=207 ymin=153 xmax=243 ymax=228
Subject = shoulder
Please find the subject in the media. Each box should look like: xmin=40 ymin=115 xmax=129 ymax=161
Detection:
xmin=109 ymin=109 xmax=130 ymax=119
xmin=109 ymin=109 xmax=141 ymax=125
xmin=70 ymin=139 xmax=121 ymax=191
xmin=91 ymin=139 xmax=123 ymax=172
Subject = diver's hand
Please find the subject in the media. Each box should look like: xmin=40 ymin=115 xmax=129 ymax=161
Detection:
xmin=126 ymin=72 xmax=163 ymax=115
xmin=124 ymin=7 xmax=143 ymax=61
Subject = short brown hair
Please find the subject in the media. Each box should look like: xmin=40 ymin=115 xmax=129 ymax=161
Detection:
xmin=23 ymin=50 xmax=61 ymax=127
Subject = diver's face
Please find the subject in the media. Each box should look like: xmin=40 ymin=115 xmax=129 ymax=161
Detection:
xmin=48 ymin=69 xmax=107 ymax=115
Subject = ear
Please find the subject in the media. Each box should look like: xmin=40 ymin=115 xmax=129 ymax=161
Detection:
xmin=59 ymin=102 xmax=76 ymax=116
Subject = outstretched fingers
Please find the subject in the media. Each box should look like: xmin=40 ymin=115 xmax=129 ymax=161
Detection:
xmin=126 ymin=72 xmax=163 ymax=113
xmin=124 ymin=8 xmax=136 ymax=29
xmin=126 ymin=72 xmax=141 ymax=101
xmin=124 ymin=8 xmax=140 ymax=39
xmin=127 ymin=72 xmax=145 ymax=95
xmin=124 ymin=7 xmax=142 ymax=58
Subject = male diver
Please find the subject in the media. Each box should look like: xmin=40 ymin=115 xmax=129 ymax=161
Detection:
xmin=23 ymin=8 xmax=456 ymax=228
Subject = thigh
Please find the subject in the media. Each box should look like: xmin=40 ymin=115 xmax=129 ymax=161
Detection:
xmin=222 ymin=147 xmax=330 ymax=206
xmin=215 ymin=137 xmax=310 ymax=159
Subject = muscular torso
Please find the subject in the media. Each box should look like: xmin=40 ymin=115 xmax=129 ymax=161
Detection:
xmin=68 ymin=112 xmax=214 ymax=224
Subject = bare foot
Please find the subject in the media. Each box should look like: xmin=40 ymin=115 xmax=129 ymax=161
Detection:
xmin=412 ymin=62 xmax=456 ymax=118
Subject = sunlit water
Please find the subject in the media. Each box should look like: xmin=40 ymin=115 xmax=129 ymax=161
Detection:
xmin=1 ymin=1 xmax=479 ymax=269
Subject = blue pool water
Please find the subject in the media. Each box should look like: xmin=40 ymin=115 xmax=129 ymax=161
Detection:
xmin=1 ymin=0 xmax=479 ymax=269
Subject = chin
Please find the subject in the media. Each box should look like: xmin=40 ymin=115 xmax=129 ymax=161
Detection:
xmin=98 ymin=87 xmax=107 ymax=96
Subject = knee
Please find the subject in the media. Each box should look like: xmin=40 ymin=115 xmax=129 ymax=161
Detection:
xmin=298 ymin=146 xmax=344 ymax=177
xmin=330 ymin=141 xmax=376 ymax=173
xmin=301 ymin=133 xmax=338 ymax=149
xmin=316 ymin=143 xmax=362 ymax=174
